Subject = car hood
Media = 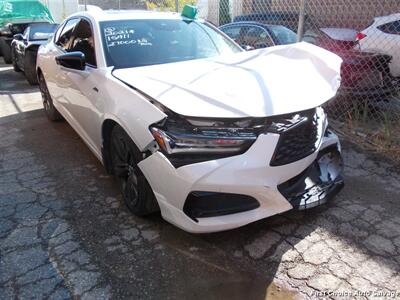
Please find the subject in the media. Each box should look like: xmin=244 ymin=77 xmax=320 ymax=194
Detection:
xmin=113 ymin=42 xmax=342 ymax=118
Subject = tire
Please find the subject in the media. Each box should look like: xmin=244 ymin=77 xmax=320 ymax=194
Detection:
xmin=11 ymin=46 xmax=21 ymax=72
xmin=38 ymin=73 xmax=63 ymax=121
xmin=110 ymin=125 xmax=159 ymax=216
xmin=0 ymin=38 xmax=12 ymax=64
xmin=24 ymin=51 xmax=38 ymax=85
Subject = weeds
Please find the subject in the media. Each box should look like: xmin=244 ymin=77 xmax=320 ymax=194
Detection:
xmin=328 ymin=94 xmax=400 ymax=164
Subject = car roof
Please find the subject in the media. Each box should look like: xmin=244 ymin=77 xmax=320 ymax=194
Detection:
xmin=372 ymin=13 xmax=400 ymax=26
xmin=69 ymin=9 xmax=194 ymax=23
xmin=29 ymin=22 xmax=58 ymax=27
xmin=221 ymin=21 xmax=286 ymax=29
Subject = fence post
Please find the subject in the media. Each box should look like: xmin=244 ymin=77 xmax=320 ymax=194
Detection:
xmin=297 ymin=0 xmax=306 ymax=42
xmin=175 ymin=0 xmax=179 ymax=12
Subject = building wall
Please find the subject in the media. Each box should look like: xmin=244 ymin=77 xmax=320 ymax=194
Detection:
xmin=242 ymin=0 xmax=399 ymax=29
xmin=78 ymin=0 xmax=146 ymax=10
xmin=78 ymin=0 xmax=399 ymax=29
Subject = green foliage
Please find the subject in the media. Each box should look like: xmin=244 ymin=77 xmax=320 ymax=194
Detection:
xmin=382 ymin=111 xmax=393 ymax=143
xmin=146 ymin=0 xmax=196 ymax=12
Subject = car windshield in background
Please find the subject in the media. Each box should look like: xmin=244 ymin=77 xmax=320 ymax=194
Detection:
xmin=29 ymin=23 xmax=57 ymax=40
xmin=269 ymin=25 xmax=297 ymax=44
xmin=100 ymin=19 xmax=242 ymax=68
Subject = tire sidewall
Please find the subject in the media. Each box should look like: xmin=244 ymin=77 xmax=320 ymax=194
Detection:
xmin=110 ymin=126 xmax=159 ymax=216
xmin=11 ymin=45 xmax=21 ymax=72
xmin=38 ymin=73 xmax=62 ymax=121
xmin=24 ymin=50 xmax=38 ymax=85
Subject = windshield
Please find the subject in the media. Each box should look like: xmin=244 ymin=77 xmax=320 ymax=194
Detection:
xmin=29 ymin=23 xmax=57 ymax=40
xmin=269 ymin=25 xmax=297 ymax=45
xmin=100 ymin=19 xmax=242 ymax=68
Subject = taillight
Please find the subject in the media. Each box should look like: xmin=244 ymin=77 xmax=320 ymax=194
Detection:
xmin=355 ymin=32 xmax=366 ymax=41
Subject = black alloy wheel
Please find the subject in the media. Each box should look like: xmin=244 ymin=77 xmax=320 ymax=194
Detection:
xmin=38 ymin=73 xmax=62 ymax=121
xmin=110 ymin=126 xmax=159 ymax=216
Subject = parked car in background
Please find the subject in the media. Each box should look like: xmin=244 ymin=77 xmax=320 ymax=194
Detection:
xmin=11 ymin=22 xmax=57 ymax=85
xmin=232 ymin=12 xmax=310 ymax=33
xmin=357 ymin=13 xmax=400 ymax=77
xmin=310 ymin=28 xmax=358 ymax=51
xmin=36 ymin=9 xmax=344 ymax=233
xmin=0 ymin=0 xmax=54 ymax=63
xmin=220 ymin=21 xmax=297 ymax=49
xmin=222 ymin=22 xmax=397 ymax=101
xmin=303 ymin=28 xmax=398 ymax=100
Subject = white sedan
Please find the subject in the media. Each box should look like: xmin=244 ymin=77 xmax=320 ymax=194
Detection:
xmin=37 ymin=9 xmax=344 ymax=233
xmin=357 ymin=13 xmax=400 ymax=77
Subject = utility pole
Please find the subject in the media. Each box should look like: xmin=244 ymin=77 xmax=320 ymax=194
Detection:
xmin=175 ymin=0 xmax=179 ymax=12
xmin=297 ymin=0 xmax=306 ymax=42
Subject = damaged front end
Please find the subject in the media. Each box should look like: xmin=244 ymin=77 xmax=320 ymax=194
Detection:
xmin=278 ymin=141 xmax=344 ymax=210
xmin=148 ymin=104 xmax=344 ymax=211
xmin=148 ymin=106 xmax=328 ymax=169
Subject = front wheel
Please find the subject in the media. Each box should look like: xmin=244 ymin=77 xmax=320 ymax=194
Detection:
xmin=110 ymin=126 xmax=159 ymax=216
xmin=38 ymin=73 xmax=63 ymax=121
xmin=24 ymin=51 xmax=38 ymax=85
xmin=11 ymin=47 xmax=21 ymax=72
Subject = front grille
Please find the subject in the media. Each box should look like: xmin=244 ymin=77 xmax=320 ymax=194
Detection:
xmin=270 ymin=108 xmax=320 ymax=166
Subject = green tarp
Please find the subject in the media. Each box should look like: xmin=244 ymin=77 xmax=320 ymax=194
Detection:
xmin=0 ymin=0 xmax=54 ymax=27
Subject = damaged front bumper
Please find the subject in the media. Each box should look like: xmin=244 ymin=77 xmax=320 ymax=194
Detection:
xmin=278 ymin=144 xmax=344 ymax=210
xmin=139 ymin=127 xmax=344 ymax=233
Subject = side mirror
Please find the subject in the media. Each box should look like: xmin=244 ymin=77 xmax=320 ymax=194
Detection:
xmin=56 ymin=52 xmax=86 ymax=71
xmin=241 ymin=44 xmax=255 ymax=51
xmin=13 ymin=33 xmax=24 ymax=41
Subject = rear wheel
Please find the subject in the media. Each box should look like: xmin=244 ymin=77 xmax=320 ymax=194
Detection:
xmin=0 ymin=38 xmax=12 ymax=64
xmin=38 ymin=73 xmax=63 ymax=121
xmin=110 ymin=126 xmax=159 ymax=216
xmin=24 ymin=51 xmax=38 ymax=85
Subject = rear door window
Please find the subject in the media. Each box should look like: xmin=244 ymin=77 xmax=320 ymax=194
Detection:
xmin=268 ymin=25 xmax=297 ymax=45
xmin=378 ymin=20 xmax=400 ymax=35
xmin=221 ymin=25 xmax=241 ymax=41
xmin=241 ymin=26 xmax=274 ymax=48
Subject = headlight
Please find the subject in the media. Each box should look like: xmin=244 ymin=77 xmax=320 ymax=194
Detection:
xmin=150 ymin=127 xmax=257 ymax=155
xmin=149 ymin=110 xmax=259 ymax=167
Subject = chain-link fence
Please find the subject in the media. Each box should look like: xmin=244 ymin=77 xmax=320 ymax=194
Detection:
xmin=80 ymin=0 xmax=400 ymax=158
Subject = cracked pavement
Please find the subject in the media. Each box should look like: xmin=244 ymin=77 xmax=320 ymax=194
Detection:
xmin=1 ymin=59 xmax=400 ymax=299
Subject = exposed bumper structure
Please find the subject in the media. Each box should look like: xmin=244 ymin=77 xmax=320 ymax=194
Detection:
xmin=278 ymin=144 xmax=344 ymax=210
xmin=139 ymin=117 xmax=343 ymax=233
